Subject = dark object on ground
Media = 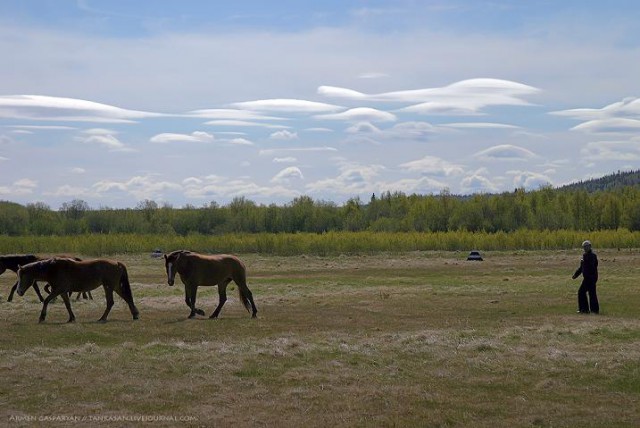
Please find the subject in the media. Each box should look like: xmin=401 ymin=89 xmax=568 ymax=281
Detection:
xmin=151 ymin=249 xmax=163 ymax=258
xmin=467 ymin=251 xmax=483 ymax=261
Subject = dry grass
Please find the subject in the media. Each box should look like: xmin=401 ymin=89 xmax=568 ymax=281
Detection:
xmin=1 ymin=250 xmax=640 ymax=427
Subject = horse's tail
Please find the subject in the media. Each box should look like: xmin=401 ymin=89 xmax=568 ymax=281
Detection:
xmin=118 ymin=262 xmax=134 ymax=302
xmin=237 ymin=284 xmax=252 ymax=313
xmin=235 ymin=267 xmax=256 ymax=316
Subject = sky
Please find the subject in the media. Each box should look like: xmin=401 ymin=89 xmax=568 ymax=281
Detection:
xmin=1 ymin=0 xmax=640 ymax=209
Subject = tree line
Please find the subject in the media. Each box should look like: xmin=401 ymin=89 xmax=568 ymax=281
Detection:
xmin=2 ymin=184 xmax=640 ymax=237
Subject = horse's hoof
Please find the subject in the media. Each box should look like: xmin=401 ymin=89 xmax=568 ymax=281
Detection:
xmin=133 ymin=314 xmax=139 ymax=320
xmin=97 ymin=318 xmax=107 ymax=324
xmin=38 ymin=318 xmax=45 ymax=323
xmin=196 ymin=309 xmax=205 ymax=316
xmin=188 ymin=314 xmax=196 ymax=319
xmin=67 ymin=318 xmax=76 ymax=323
xmin=209 ymin=315 xmax=218 ymax=319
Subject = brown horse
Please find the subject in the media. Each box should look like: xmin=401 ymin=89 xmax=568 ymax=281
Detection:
xmin=17 ymin=258 xmax=139 ymax=323
xmin=164 ymin=250 xmax=257 ymax=319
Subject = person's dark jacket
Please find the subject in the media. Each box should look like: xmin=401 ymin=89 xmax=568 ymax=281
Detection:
xmin=573 ymin=250 xmax=598 ymax=282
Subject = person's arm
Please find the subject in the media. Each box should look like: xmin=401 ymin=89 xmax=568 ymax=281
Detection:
xmin=572 ymin=259 xmax=583 ymax=279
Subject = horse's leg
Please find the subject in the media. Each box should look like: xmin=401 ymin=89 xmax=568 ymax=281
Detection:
xmin=184 ymin=284 xmax=199 ymax=318
xmin=210 ymin=279 xmax=231 ymax=319
xmin=60 ymin=293 xmax=76 ymax=323
xmin=98 ymin=287 xmax=114 ymax=323
xmin=39 ymin=289 xmax=63 ymax=323
xmin=32 ymin=282 xmax=45 ymax=303
xmin=87 ymin=291 xmax=93 ymax=300
xmin=112 ymin=282 xmax=140 ymax=320
xmin=182 ymin=284 xmax=201 ymax=318
xmin=7 ymin=280 xmax=18 ymax=302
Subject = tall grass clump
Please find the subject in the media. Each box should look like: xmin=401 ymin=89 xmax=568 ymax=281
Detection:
xmin=1 ymin=229 xmax=639 ymax=256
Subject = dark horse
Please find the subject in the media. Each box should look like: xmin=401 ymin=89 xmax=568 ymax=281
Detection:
xmin=17 ymin=258 xmax=139 ymax=323
xmin=1 ymin=254 xmax=92 ymax=302
xmin=1 ymin=255 xmax=45 ymax=302
xmin=164 ymin=250 xmax=257 ymax=319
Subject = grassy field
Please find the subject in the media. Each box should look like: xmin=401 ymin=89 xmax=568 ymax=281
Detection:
xmin=1 ymin=250 xmax=639 ymax=427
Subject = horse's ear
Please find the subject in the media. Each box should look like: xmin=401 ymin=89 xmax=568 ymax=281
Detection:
xmin=163 ymin=254 xmax=167 ymax=260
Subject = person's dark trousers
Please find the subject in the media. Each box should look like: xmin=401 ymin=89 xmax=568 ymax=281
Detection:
xmin=578 ymin=280 xmax=599 ymax=314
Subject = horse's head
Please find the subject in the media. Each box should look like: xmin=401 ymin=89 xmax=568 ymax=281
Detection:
xmin=17 ymin=259 xmax=53 ymax=296
xmin=164 ymin=251 xmax=184 ymax=286
xmin=0 ymin=261 xmax=6 ymax=276
xmin=16 ymin=264 xmax=36 ymax=297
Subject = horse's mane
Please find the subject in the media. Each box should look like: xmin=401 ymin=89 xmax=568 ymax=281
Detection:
xmin=167 ymin=250 xmax=192 ymax=259
xmin=21 ymin=258 xmax=54 ymax=271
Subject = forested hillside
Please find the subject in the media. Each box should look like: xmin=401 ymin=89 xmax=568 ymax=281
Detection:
xmin=559 ymin=169 xmax=640 ymax=192
xmin=2 ymin=170 xmax=640 ymax=236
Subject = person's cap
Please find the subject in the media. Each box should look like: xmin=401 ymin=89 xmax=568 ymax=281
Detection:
xmin=582 ymin=240 xmax=592 ymax=247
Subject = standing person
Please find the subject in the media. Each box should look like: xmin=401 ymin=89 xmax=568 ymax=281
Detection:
xmin=572 ymin=240 xmax=599 ymax=314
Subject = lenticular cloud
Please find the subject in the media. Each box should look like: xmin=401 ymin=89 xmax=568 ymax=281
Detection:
xmin=0 ymin=95 xmax=164 ymax=123
xmin=318 ymin=78 xmax=539 ymax=115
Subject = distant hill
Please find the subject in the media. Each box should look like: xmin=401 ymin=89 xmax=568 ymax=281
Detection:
xmin=558 ymin=170 xmax=640 ymax=192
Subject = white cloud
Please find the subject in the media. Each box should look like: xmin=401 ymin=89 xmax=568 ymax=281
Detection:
xmin=306 ymin=163 xmax=385 ymax=195
xmin=259 ymin=146 xmax=338 ymax=156
xmin=460 ymin=173 xmax=499 ymax=193
xmin=0 ymin=95 xmax=164 ymax=123
xmin=182 ymin=177 xmax=203 ymax=186
xmin=14 ymin=178 xmax=37 ymax=188
xmin=82 ymin=134 xmax=129 ymax=151
xmin=441 ymin=122 xmax=520 ymax=130
xmin=319 ymin=78 xmax=539 ymax=116
xmin=570 ymin=118 xmax=640 ymax=134
xmin=0 ymin=156 xmax=7 ymax=161
xmin=346 ymin=122 xmax=381 ymax=134
xmin=227 ymin=138 xmax=254 ymax=146
xmin=581 ymin=141 xmax=640 ymax=161
xmin=45 ymin=184 xmax=91 ymax=197
xmin=552 ymin=97 xmax=640 ymax=134
xmin=0 ymin=178 xmax=38 ymax=196
xmin=551 ymin=97 xmax=640 ymax=121
xmin=82 ymin=128 xmax=118 ymax=135
xmin=399 ymin=156 xmax=465 ymax=176
xmin=204 ymin=120 xmax=290 ymax=129
xmin=269 ymin=130 xmax=298 ymax=140
xmin=381 ymin=176 xmax=448 ymax=195
xmin=384 ymin=121 xmax=437 ymax=140
xmin=93 ymin=175 xmax=182 ymax=200
xmin=474 ymin=144 xmax=537 ymax=161
xmin=357 ymin=72 xmax=389 ymax=79
xmin=183 ymin=175 xmax=299 ymax=200
xmin=188 ymin=108 xmax=286 ymax=121
xmin=304 ymin=127 xmax=334 ymax=132
xmin=71 ymin=167 xmax=86 ymax=174
xmin=315 ymin=107 xmax=396 ymax=122
xmin=5 ymin=125 xmax=76 ymax=130
xmin=150 ymin=131 xmax=214 ymax=144
xmin=231 ymin=99 xmax=344 ymax=113
xmin=271 ymin=166 xmax=304 ymax=183
xmin=273 ymin=157 xmax=297 ymax=163
xmin=507 ymin=170 xmax=553 ymax=189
